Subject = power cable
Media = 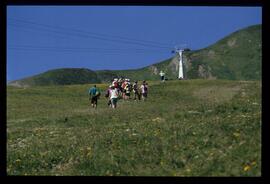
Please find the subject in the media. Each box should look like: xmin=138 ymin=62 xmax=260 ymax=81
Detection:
xmin=8 ymin=44 xmax=169 ymax=52
xmin=8 ymin=18 xmax=173 ymax=49
xmin=8 ymin=47 xmax=169 ymax=54
xmin=8 ymin=18 xmax=173 ymax=47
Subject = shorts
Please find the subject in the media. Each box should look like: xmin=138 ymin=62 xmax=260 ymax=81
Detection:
xmin=142 ymin=93 xmax=147 ymax=98
xmin=111 ymin=98 xmax=118 ymax=105
xmin=90 ymin=96 xmax=98 ymax=104
xmin=125 ymin=93 xmax=130 ymax=96
xmin=161 ymin=76 xmax=165 ymax=80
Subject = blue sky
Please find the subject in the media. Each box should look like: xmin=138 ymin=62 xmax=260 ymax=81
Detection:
xmin=7 ymin=6 xmax=262 ymax=81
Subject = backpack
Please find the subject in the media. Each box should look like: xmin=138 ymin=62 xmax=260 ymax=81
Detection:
xmin=125 ymin=83 xmax=131 ymax=93
xmin=133 ymin=84 xmax=138 ymax=91
xmin=105 ymin=90 xmax=109 ymax=97
xmin=144 ymin=85 xmax=148 ymax=93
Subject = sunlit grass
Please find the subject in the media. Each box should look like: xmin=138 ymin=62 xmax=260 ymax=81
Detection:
xmin=7 ymin=79 xmax=261 ymax=176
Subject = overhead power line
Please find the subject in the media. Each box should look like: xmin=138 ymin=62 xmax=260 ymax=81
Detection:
xmin=8 ymin=45 xmax=250 ymax=57
xmin=8 ymin=22 xmax=170 ymax=50
xmin=8 ymin=48 xmax=167 ymax=54
xmin=8 ymin=45 xmax=169 ymax=54
xmin=8 ymin=44 xmax=168 ymax=51
xmin=9 ymin=18 xmax=173 ymax=46
xmin=8 ymin=18 xmax=173 ymax=49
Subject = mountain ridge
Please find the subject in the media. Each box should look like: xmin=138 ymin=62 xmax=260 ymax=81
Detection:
xmin=8 ymin=24 xmax=261 ymax=87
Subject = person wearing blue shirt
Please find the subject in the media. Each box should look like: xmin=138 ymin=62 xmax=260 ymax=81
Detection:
xmin=88 ymin=85 xmax=101 ymax=109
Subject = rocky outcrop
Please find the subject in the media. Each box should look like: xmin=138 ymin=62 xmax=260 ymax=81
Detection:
xmin=149 ymin=65 xmax=159 ymax=75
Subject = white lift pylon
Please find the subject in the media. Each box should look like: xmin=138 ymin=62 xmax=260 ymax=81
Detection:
xmin=177 ymin=49 xmax=184 ymax=79
xmin=172 ymin=44 xmax=189 ymax=80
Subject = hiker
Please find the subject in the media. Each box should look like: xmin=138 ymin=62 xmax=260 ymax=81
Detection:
xmin=110 ymin=86 xmax=119 ymax=108
xmin=117 ymin=78 xmax=123 ymax=99
xmin=105 ymin=85 xmax=112 ymax=107
xmin=124 ymin=79 xmax=132 ymax=100
xmin=121 ymin=79 xmax=128 ymax=100
xmin=88 ymin=85 xmax=101 ymax=109
xmin=140 ymin=80 xmax=148 ymax=101
xmin=159 ymin=70 xmax=165 ymax=82
xmin=117 ymin=78 xmax=123 ymax=98
xmin=132 ymin=81 xmax=140 ymax=100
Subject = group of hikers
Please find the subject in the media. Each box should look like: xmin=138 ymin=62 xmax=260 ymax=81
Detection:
xmin=88 ymin=78 xmax=149 ymax=109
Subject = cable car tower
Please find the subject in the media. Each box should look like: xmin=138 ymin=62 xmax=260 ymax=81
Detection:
xmin=172 ymin=44 xmax=188 ymax=80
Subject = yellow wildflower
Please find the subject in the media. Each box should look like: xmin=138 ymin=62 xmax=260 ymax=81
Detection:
xmin=233 ymin=132 xmax=240 ymax=137
xmin=244 ymin=165 xmax=251 ymax=171
xmin=160 ymin=161 xmax=164 ymax=166
xmin=86 ymin=148 xmax=92 ymax=157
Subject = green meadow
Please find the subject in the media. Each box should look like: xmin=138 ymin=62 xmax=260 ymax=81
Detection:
xmin=7 ymin=79 xmax=261 ymax=176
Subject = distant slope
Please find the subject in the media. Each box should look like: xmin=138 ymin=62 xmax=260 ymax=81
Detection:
xmin=9 ymin=68 xmax=100 ymax=87
xmin=99 ymin=24 xmax=261 ymax=81
xmin=9 ymin=24 xmax=261 ymax=87
xmin=185 ymin=24 xmax=261 ymax=80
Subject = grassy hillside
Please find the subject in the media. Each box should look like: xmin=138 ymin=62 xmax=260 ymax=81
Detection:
xmin=103 ymin=24 xmax=261 ymax=81
xmin=9 ymin=68 xmax=100 ymax=87
xmin=8 ymin=24 xmax=261 ymax=87
xmin=7 ymin=80 xmax=261 ymax=176
xmin=185 ymin=24 xmax=262 ymax=80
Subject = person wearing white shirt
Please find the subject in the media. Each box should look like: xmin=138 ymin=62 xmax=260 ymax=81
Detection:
xmin=110 ymin=86 xmax=119 ymax=108
xmin=140 ymin=81 xmax=148 ymax=101
xmin=159 ymin=70 xmax=165 ymax=82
